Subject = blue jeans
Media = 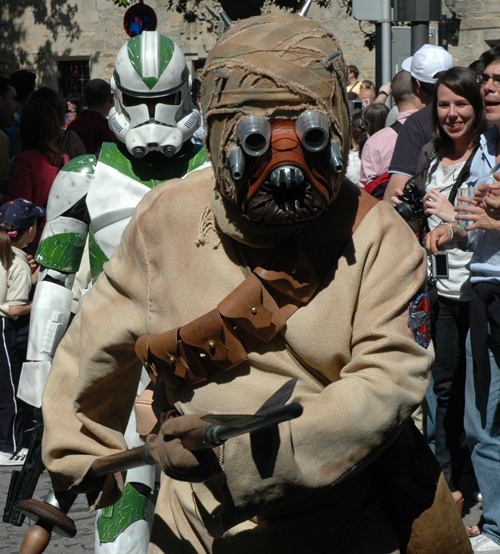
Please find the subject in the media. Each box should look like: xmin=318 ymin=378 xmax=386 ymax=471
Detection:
xmin=424 ymin=375 xmax=436 ymax=451
xmin=464 ymin=328 xmax=500 ymax=544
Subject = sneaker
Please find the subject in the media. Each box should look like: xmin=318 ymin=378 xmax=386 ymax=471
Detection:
xmin=0 ymin=447 xmax=28 ymax=466
xmin=470 ymin=534 xmax=500 ymax=552
xmin=0 ymin=451 xmax=14 ymax=463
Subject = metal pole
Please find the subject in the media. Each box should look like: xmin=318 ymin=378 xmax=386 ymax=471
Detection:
xmin=411 ymin=21 xmax=429 ymax=53
xmin=376 ymin=0 xmax=392 ymax=89
xmin=439 ymin=16 xmax=449 ymax=50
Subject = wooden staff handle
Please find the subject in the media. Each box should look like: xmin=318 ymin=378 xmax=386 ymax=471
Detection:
xmin=17 ymin=445 xmax=154 ymax=553
xmin=89 ymin=444 xmax=154 ymax=477
xmin=19 ymin=496 xmax=77 ymax=554
xmin=18 ymin=400 xmax=303 ymax=552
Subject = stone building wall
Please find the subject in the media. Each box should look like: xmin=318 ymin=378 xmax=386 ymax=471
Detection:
xmin=1 ymin=0 xmax=499 ymax=93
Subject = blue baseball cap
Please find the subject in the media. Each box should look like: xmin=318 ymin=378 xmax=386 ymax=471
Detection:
xmin=0 ymin=198 xmax=46 ymax=233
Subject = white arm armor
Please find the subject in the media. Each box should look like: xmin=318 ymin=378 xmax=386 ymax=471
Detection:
xmin=18 ymin=280 xmax=73 ymax=407
xmin=32 ymin=214 xmax=89 ymax=356
xmin=26 ymin=279 xmax=74 ymax=362
xmin=17 ymin=361 xmax=52 ymax=408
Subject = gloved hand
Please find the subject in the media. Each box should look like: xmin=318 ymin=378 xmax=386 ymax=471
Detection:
xmin=146 ymin=413 xmax=221 ymax=482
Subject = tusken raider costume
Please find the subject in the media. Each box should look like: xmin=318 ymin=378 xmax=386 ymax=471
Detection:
xmin=9 ymin=30 xmax=207 ymax=553
xmin=40 ymin=11 xmax=471 ymax=554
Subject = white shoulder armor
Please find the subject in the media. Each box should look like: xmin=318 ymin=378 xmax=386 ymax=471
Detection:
xmin=45 ymin=155 xmax=97 ymax=221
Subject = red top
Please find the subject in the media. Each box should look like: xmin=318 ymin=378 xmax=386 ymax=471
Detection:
xmin=6 ymin=150 xmax=69 ymax=255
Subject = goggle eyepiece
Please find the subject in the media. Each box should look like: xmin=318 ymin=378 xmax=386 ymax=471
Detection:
xmin=238 ymin=116 xmax=271 ymax=157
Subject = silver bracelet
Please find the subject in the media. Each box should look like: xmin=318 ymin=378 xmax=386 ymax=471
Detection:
xmin=440 ymin=221 xmax=454 ymax=240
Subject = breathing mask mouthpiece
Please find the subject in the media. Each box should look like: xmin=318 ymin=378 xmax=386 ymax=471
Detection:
xmin=227 ymin=112 xmax=342 ymax=226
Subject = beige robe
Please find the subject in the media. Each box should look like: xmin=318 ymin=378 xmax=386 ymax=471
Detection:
xmin=42 ymin=167 xmax=433 ymax=552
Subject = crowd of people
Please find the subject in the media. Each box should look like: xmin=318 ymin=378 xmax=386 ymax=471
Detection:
xmin=0 ymin=75 xmax=117 ymax=469
xmin=349 ymin=43 xmax=500 ymax=553
xmin=0 ymin=10 xmax=499 ymax=553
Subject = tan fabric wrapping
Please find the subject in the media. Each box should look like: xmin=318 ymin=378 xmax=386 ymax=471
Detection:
xmin=40 ymin=13 xmax=447 ymax=553
xmin=202 ymin=14 xmax=350 ymax=205
xmin=42 ymin=167 xmax=435 ymax=551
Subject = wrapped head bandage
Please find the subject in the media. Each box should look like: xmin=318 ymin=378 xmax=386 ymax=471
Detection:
xmin=202 ymin=13 xmax=349 ymax=228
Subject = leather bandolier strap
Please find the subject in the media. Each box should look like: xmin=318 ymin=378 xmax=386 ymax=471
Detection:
xmin=135 ymin=185 xmax=377 ymax=389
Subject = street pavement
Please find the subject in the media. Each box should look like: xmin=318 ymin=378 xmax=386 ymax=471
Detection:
xmin=0 ymin=460 xmax=484 ymax=552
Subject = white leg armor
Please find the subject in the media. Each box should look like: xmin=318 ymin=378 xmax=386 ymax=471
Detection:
xmin=95 ymin=372 xmax=155 ymax=553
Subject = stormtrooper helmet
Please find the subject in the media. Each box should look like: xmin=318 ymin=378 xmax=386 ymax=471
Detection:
xmin=109 ymin=31 xmax=200 ymax=158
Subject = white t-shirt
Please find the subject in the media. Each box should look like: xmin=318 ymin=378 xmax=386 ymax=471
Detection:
xmin=346 ymin=149 xmax=361 ymax=184
xmin=0 ymin=246 xmax=32 ymax=318
xmin=426 ymin=158 xmax=473 ymax=301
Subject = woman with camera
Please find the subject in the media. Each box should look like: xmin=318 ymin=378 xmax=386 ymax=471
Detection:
xmin=391 ymin=66 xmax=487 ymax=513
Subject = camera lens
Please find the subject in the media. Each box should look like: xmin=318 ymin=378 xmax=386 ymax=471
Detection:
xmin=395 ymin=202 xmax=415 ymax=221
xmin=394 ymin=182 xmax=424 ymax=222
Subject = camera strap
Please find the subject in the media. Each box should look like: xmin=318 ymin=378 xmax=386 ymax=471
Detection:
xmin=411 ymin=144 xmax=478 ymax=242
xmin=446 ymin=144 xmax=480 ymax=205
xmin=398 ymin=148 xmax=438 ymax=242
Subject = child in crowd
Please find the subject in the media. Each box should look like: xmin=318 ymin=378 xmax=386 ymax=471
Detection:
xmin=0 ymin=198 xmax=44 ymax=465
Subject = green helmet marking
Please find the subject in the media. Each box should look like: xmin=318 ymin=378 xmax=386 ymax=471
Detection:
xmin=128 ymin=34 xmax=175 ymax=90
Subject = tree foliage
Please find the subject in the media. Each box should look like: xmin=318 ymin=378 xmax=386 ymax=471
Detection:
xmin=111 ymin=0 xmax=339 ymax=18
xmin=110 ymin=0 xmax=378 ymax=49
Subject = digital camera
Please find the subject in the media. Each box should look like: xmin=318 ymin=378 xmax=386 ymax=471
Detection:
xmin=395 ymin=181 xmax=424 ymax=222
xmin=348 ymin=99 xmax=363 ymax=116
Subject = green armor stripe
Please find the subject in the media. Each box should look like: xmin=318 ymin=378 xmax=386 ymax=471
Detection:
xmin=96 ymin=483 xmax=148 ymax=543
xmin=99 ymin=143 xmax=208 ymax=187
xmin=89 ymin=228 xmax=108 ymax=280
xmin=187 ymin=148 xmax=209 ymax=172
xmin=128 ymin=34 xmax=174 ymax=90
xmin=35 ymin=233 xmax=87 ymax=273
xmin=60 ymin=154 xmax=97 ymax=174
xmin=98 ymin=143 xmax=136 ymax=179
